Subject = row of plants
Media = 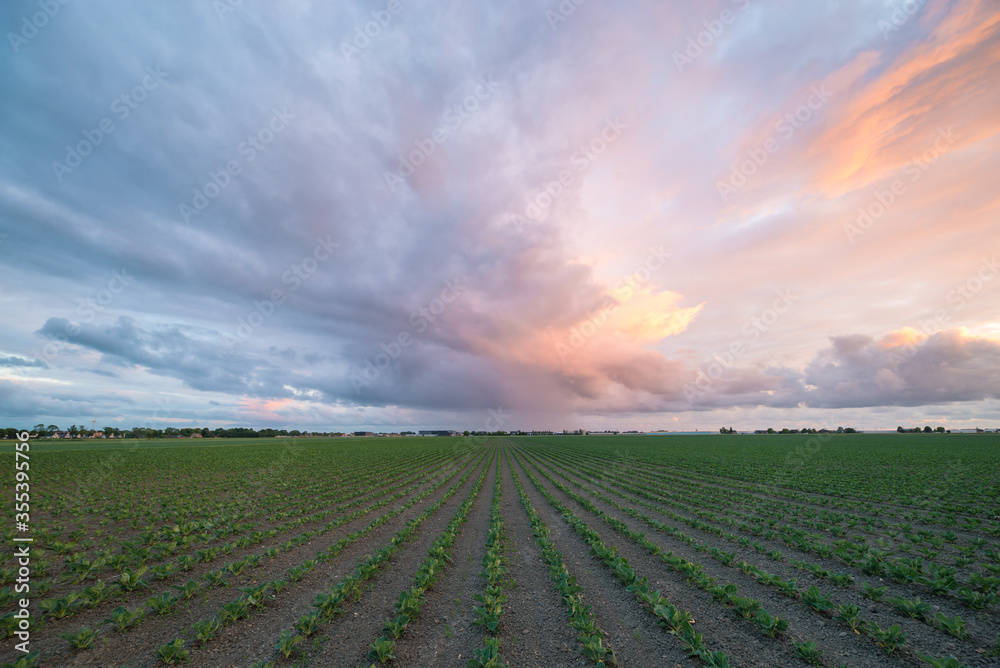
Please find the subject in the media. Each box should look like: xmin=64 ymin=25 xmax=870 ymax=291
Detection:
xmin=466 ymin=452 xmax=508 ymax=668
xmin=510 ymin=448 xmax=733 ymax=667
xmin=10 ymin=449 xmax=452 ymax=598
xmin=506 ymin=447 xmax=616 ymax=666
xmin=515 ymin=448 xmax=807 ymax=657
xmin=521 ymin=444 xmax=982 ymax=667
xmin=370 ymin=448 xmax=497 ymax=664
xmin=29 ymin=449 xmax=484 ymax=664
xmin=269 ymin=447 xmax=493 ymax=664
xmin=23 ymin=450 xmax=466 ymax=640
xmin=539 ymin=445 xmax=1000 ymax=619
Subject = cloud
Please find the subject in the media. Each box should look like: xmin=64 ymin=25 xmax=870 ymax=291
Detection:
xmin=0 ymin=354 xmax=46 ymax=368
xmin=801 ymin=328 xmax=1000 ymax=408
xmin=1 ymin=1 xmax=999 ymax=430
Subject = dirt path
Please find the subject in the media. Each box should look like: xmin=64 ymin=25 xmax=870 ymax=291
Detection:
xmin=508 ymin=449 xmax=698 ymax=668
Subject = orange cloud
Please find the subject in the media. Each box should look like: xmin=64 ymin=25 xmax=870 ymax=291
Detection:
xmin=811 ymin=0 xmax=1000 ymax=196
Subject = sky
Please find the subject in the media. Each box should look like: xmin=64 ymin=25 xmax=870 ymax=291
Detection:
xmin=1 ymin=0 xmax=999 ymax=433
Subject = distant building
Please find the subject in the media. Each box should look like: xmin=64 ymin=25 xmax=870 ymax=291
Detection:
xmin=354 ymin=431 xmax=375 ymax=437
xmin=419 ymin=430 xmax=457 ymax=437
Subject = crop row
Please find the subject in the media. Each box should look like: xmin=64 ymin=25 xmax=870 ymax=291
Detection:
xmin=518 ymin=443 xmax=989 ymax=667
xmin=509 ymin=447 xmax=733 ymax=666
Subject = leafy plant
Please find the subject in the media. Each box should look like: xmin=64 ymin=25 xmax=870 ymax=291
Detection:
xmin=383 ymin=614 xmax=410 ymax=639
xmin=118 ymin=566 xmax=150 ymax=592
xmin=191 ymin=617 xmax=221 ymax=645
xmin=276 ymin=629 xmax=303 ymax=658
xmin=956 ymin=587 xmax=997 ymax=610
xmin=869 ymin=622 xmax=906 ymax=653
xmin=155 ymin=639 xmax=190 ymax=665
xmin=933 ymin=613 xmax=967 ymax=640
xmin=754 ymin=609 xmax=789 ymax=637
xmin=466 ymin=636 xmax=506 ymax=668
xmin=794 ymin=640 xmax=823 ymax=664
xmin=200 ymin=569 xmax=228 ymax=587
xmin=732 ymin=596 xmax=762 ymax=620
xmin=802 ymin=586 xmax=833 ymax=612
xmin=294 ymin=611 xmax=322 ymax=636
xmin=828 ymin=573 xmax=854 ymax=587
xmin=147 ymin=592 xmax=179 ymax=615
xmin=60 ymin=626 xmax=98 ymax=649
xmin=0 ymin=650 xmax=40 ymax=668
xmin=106 ymin=605 xmax=144 ymax=632
xmin=39 ymin=593 xmax=81 ymax=619
xmin=861 ymin=582 xmax=888 ymax=601
xmin=172 ymin=579 xmax=200 ymax=600
xmin=834 ymin=604 xmax=865 ymax=632
xmin=369 ymin=637 xmax=396 ymax=663
xmin=81 ymin=580 xmax=115 ymax=606
xmin=888 ymin=596 xmax=930 ymax=619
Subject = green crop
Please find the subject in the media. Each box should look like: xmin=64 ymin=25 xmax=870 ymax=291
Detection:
xmin=275 ymin=629 xmax=303 ymax=658
xmin=155 ymin=639 xmax=189 ymax=665
xmin=60 ymin=626 xmax=98 ymax=649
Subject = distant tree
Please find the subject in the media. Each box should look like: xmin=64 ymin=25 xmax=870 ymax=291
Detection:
xmin=844 ymin=427 xmax=857 ymax=433
xmin=68 ymin=425 xmax=79 ymax=437
xmin=935 ymin=426 xmax=945 ymax=433
xmin=766 ymin=427 xmax=775 ymax=434
xmin=897 ymin=426 xmax=904 ymax=433
xmin=46 ymin=424 xmax=59 ymax=434
xmin=779 ymin=428 xmax=790 ymax=434
xmin=464 ymin=430 xmax=471 ymax=436
xmin=201 ymin=428 xmax=210 ymax=437
xmin=923 ymin=426 xmax=933 ymax=433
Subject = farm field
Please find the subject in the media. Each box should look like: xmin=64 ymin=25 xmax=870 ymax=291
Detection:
xmin=2 ymin=434 xmax=999 ymax=667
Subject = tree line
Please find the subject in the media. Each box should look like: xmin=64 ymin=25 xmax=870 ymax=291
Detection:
xmin=1 ymin=425 xmax=338 ymax=439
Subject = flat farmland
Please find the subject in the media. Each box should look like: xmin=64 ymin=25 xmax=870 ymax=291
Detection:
xmin=2 ymin=434 xmax=999 ymax=667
